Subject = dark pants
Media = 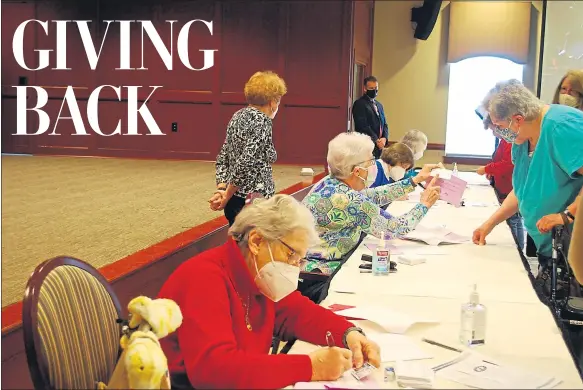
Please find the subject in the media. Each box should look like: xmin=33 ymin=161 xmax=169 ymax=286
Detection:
xmin=224 ymin=195 xmax=246 ymax=226
xmin=373 ymin=145 xmax=382 ymax=159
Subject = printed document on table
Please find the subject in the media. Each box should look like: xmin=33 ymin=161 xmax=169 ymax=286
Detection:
xmin=333 ymin=306 xmax=438 ymax=334
xmin=403 ymin=225 xmax=471 ymax=246
xmin=435 ymin=351 xmax=562 ymax=389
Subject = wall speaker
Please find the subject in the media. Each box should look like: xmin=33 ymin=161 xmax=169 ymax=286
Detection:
xmin=411 ymin=0 xmax=443 ymax=40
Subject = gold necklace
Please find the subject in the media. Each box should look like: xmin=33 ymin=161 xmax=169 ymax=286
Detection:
xmin=234 ymin=290 xmax=252 ymax=331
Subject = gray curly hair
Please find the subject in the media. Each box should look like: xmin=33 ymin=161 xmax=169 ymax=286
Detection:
xmin=228 ymin=194 xmax=320 ymax=248
xmin=481 ymin=79 xmax=544 ymax=122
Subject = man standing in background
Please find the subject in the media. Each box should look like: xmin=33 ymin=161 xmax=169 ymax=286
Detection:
xmin=352 ymin=76 xmax=389 ymax=159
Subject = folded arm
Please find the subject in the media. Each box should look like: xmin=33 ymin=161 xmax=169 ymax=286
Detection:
xmin=274 ymin=292 xmax=353 ymax=346
xmin=178 ymin=271 xmax=312 ymax=389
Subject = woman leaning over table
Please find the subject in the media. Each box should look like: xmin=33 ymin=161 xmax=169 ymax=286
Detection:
xmin=301 ymin=132 xmax=441 ymax=276
xmin=158 ymin=194 xmax=381 ymax=389
xmin=209 ymin=70 xmax=287 ymax=226
xmin=472 ymin=79 xmax=583 ymax=279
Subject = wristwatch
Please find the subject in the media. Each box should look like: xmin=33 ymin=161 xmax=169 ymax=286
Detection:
xmin=564 ymin=209 xmax=576 ymax=222
xmin=343 ymin=326 xmax=366 ymax=347
xmin=217 ymin=185 xmax=227 ymax=191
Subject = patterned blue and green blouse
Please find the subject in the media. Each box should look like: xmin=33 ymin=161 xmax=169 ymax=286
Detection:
xmin=301 ymin=176 xmax=428 ymax=275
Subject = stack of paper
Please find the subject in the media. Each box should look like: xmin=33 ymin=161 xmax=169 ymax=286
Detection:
xmin=333 ymin=306 xmax=438 ymax=334
xmin=395 ymin=360 xmax=435 ymax=388
xmin=435 ymin=351 xmax=562 ymax=389
xmin=367 ymin=333 xmax=433 ymax=362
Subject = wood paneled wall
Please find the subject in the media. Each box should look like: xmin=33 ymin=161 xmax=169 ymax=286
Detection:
xmin=1 ymin=0 xmax=371 ymax=164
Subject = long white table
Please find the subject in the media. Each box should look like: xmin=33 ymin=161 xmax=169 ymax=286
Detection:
xmin=289 ymin=172 xmax=583 ymax=389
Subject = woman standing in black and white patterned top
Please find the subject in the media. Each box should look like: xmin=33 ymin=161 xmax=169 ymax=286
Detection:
xmin=209 ymin=71 xmax=288 ymax=226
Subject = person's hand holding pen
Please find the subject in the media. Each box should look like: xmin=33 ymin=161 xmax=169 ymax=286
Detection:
xmin=308 ymin=332 xmax=352 ymax=381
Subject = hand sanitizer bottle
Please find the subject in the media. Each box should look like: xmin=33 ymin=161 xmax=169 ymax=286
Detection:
xmin=452 ymin=162 xmax=459 ymax=177
xmin=459 ymin=284 xmax=486 ymax=346
xmin=373 ymin=232 xmax=390 ymax=276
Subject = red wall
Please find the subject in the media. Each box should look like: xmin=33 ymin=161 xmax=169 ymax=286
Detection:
xmin=1 ymin=0 xmax=359 ymax=164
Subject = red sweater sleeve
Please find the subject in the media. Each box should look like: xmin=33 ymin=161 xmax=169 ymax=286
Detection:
xmin=177 ymin=267 xmax=312 ymax=389
xmin=485 ymin=141 xmax=514 ymax=177
xmin=274 ymin=292 xmax=354 ymax=347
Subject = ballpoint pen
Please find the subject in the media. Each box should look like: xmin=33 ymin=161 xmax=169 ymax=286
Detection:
xmin=326 ymin=331 xmax=335 ymax=347
xmin=422 ymin=338 xmax=462 ymax=352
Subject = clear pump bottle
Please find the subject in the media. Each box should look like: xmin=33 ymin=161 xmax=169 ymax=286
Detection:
xmin=459 ymin=284 xmax=486 ymax=346
xmin=452 ymin=162 xmax=459 ymax=177
xmin=372 ymin=232 xmax=390 ymax=276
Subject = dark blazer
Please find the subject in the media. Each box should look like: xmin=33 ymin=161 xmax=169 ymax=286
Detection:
xmin=352 ymin=94 xmax=389 ymax=150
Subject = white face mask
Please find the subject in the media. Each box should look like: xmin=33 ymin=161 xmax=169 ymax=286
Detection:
xmin=389 ymin=166 xmax=406 ymax=181
xmin=413 ymin=151 xmax=423 ymax=161
xmin=254 ymin=244 xmax=299 ymax=302
xmin=357 ymin=164 xmax=376 ymax=188
xmin=559 ymin=93 xmax=579 ymax=108
xmin=366 ymin=163 xmax=378 ymax=186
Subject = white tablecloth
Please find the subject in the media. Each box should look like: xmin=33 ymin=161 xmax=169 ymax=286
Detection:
xmin=288 ymin=174 xmax=583 ymax=389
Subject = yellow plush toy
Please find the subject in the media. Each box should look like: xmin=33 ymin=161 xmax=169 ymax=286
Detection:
xmin=97 ymin=296 xmax=183 ymax=390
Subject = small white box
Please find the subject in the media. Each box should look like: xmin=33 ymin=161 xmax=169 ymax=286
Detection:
xmin=397 ymin=255 xmax=427 ymax=266
xmin=300 ymin=168 xmax=314 ymax=176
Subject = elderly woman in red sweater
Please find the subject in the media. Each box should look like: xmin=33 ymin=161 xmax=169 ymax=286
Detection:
xmin=158 ymin=194 xmax=381 ymax=389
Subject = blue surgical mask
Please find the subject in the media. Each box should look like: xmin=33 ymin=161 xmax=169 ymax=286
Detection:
xmin=493 ymin=119 xmax=518 ymax=143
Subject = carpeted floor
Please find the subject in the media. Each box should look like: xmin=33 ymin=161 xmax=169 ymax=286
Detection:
xmin=1 ymin=155 xmax=322 ymax=307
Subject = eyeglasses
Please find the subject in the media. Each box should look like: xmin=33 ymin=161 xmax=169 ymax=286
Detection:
xmin=278 ymin=239 xmax=307 ymax=266
xmin=354 ymin=158 xmax=375 ymax=169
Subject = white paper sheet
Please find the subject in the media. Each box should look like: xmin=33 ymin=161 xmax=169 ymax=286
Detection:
xmin=362 ymin=238 xmax=447 ymax=255
xmin=367 ymin=333 xmax=433 ymax=362
xmin=333 ymin=306 xmax=439 ymax=334
xmin=403 ymin=225 xmax=471 ymax=246
xmin=436 ymin=351 xmax=562 ymax=389
xmin=294 ymin=373 xmax=380 ymax=389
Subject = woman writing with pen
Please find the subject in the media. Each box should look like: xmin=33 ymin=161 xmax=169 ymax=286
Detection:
xmin=158 ymin=195 xmax=381 ymax=389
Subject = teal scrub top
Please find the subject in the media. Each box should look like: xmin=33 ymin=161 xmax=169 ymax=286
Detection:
xmin=512 ymin=104 xmax=583 ymax=257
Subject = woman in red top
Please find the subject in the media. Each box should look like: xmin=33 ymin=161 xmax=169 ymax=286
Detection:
xmin=475 ymin=115 xmax=525 ymax=250
xmin=158 ymin=194 xmax=381 ymax=389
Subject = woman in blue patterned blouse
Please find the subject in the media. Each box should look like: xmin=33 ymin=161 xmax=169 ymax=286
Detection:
xmin=301 ymin=132 xmax=441 ymax=275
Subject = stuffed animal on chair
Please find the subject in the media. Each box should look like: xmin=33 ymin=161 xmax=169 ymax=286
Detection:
xmin=97 ymin=296 xmax=182 ymax=389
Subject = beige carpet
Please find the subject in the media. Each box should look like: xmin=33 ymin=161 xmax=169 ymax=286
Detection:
xmin=1 ymin=155 xmax=322 ymax=307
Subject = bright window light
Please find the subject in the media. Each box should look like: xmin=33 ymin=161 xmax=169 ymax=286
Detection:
xmin=445 ymin=56 xmax=524 ymax=157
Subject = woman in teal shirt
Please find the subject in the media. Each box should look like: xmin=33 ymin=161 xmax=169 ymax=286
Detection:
xmin=472 ymin=79 xmax=583 ymax=275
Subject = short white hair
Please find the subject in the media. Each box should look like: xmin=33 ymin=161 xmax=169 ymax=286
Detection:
xmin=482 ymin=79 xmax=544 ymax=121
xmin=229 ymin=194 xmax=320 ymax=246
xmin=327 ymin=132 xmax=374 ymax=179
xmin=400 ymin=129 xmax=428 ymax=155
